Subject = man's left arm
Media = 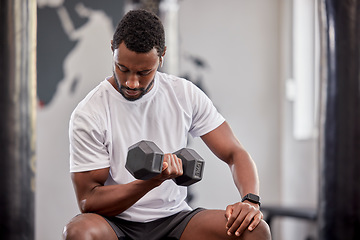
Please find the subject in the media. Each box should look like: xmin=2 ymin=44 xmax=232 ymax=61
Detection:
xmin=201 ymin=121 xmax=263 ymax=237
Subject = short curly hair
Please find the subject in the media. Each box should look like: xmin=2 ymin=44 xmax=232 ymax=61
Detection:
xmin=112 ymin=9 xmax=165 ymax=57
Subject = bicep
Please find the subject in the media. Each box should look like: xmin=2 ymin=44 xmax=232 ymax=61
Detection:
xmin=71 ymin=167 xmax=110 ymax=202
xmin=200 ymin=121 xmax=245 ymax=164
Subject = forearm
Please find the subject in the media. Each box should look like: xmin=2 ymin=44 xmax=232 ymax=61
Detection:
xmin=79 ymin=179 xmax=161 ymax=216
xmin=229 ymin=150 xmax=260 ymax=197
xmin=201 ymin=122 xmax=260 ymax=197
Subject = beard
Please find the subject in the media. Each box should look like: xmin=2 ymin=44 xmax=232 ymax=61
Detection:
xmin=113 ymin=72 xmax=154 ymax=101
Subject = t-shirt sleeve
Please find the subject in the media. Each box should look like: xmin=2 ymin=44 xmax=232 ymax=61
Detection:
xmin=188 ymin=83 xmax=225 ymax=138
xmin=69 ymin=111 xmax=110 ymax=172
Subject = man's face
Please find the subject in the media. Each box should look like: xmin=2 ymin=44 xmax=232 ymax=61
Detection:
xmin=112 ymin=42 xmax=160 ymax=101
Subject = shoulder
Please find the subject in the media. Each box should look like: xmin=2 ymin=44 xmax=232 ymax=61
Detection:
xmin=70 ymin=80 xmax=111 ymax=126
xmin=156 ymin=71 xmax=200 ymax=94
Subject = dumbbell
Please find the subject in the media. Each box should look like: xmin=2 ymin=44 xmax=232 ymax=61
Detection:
xmin=125 ymin=140 xmax=205 ymax=186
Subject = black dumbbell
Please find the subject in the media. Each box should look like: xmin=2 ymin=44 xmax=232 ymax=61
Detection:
xmin=125 ymin=140 xmax=205 ymax=186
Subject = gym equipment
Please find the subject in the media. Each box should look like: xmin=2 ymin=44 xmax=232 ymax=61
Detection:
xmin=318 ymin=1 xmax=360 ymax=239
xmin=0 ymin=1 xmax=36 ymax=239
xmin=126 ymin=140 xmax=204 ymax=186
xmin=126 ymin=141 xmax=164 ymax=180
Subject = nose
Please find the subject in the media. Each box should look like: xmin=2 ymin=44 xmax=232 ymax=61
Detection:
xmin=125 ymin=74 xmax=140 ymax=89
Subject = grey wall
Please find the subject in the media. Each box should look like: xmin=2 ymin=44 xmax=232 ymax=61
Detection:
xmin=178 ymin=0 xmax=282 ymax=208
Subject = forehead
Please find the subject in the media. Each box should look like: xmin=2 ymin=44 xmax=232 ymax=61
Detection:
xmin=113 ymin=42 xmax=159 ymax=69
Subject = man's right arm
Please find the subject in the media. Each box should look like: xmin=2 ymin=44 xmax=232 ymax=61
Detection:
xmin=71 ymin=154 xmax=183 ymax=217
xmin=71 ymin=167 xmax=162 ymax=216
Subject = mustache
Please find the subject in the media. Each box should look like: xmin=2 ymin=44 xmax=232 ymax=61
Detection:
xmin=120 ymin=85 xmax=145 ymax=92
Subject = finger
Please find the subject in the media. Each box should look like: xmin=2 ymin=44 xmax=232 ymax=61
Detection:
xmin=162 ymin=154 xmax=173 ymax=173
xmin=163 ymin=154 xmax=182 ymax=178
xmin=227 ymin=203 xmax=260 ymax=236
xmin=169 ymin=154 xmax=183 ymax=176
xmin=226 ymin=205 xmax=242 ymax=232
xmin=225 ymin=205 xmax=233 ymax=221
xmin=162 ymin=161 xmax=168 ymax=171
xmin=233 ymin=210 xmax=258 ymax=236
xmin=227 ymin=208 xmax=249 ymax=236
xmin=247 ymin=212 xmax=263 ymax=231
xmin=175 ymin=155 xmax=183 ymax=176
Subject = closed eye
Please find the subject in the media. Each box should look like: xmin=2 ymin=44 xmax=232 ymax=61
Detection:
xmin=116 ymin=63 xmax=153 ymax=76
xmin=138 ymin=70 xmax=152 ymax=76
xmin=116 ymin=64 xmax=128 ymax=73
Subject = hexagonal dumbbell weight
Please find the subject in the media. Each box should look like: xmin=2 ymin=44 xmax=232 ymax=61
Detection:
xmin=172 ymin=148 xmax=205 ymax=186
xmin=125 ymin=140 xmax=205 ymax=186
xmin=125 ymin=140 xmax=164 ymax=180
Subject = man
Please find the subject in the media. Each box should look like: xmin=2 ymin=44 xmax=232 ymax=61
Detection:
xmin=63 ymin=9 xmax=271 ymax=240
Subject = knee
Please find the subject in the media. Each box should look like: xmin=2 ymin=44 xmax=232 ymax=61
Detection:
xmin=249 ymin=220 xmax=271 ymax=240
xmin=62 ymin=215 xmax=105 ymax=240
xmin=63 ymin=223 xmax=82 ymax=240
xmin=62 ymin=221 xmax=93 ymax=240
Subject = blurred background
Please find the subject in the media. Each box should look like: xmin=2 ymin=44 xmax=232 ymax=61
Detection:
xmin=3 ymin=0 xmax=359 ymax=240
xmin=35 ymin=0 xmax=318 ymax=239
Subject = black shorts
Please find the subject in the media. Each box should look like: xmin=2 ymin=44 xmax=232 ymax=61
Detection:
xmin=102 ymin=208 xmax=205 ymax=240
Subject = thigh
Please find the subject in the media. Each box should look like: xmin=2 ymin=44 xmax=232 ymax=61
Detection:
xmin=63 ymin=213 xmax=118 ymax=240
xmin=180 ymin=210 xmax=271 ymax=240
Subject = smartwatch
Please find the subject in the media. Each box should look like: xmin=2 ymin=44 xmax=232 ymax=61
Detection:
xmin=241 ymin=193 xmax=261 ymax=206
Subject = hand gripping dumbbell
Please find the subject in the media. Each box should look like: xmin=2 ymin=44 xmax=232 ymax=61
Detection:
xmin=125 ymin=140 xmax=205 ymax=186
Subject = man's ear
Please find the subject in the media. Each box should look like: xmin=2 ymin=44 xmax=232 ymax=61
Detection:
xmin=162 ymin=46 xmax=167 ymax=57
xmin=110 ymin=40 xmax=114 ymax=52
xmin=159 ymin=47 xmax=167 ymax=68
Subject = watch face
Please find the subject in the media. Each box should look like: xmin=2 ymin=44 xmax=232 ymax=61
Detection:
xmin=242 ymin=193 xmax=260 ymax=205
xmin=248 ymin=193 xmax=260 ymax=202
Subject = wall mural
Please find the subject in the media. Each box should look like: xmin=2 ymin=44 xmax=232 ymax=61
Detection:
xmin=37 ymin=0 xmax=124 ymax=107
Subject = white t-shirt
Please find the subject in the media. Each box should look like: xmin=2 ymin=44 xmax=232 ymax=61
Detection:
xmin=69 ymin=71 xmax=225 ymax=222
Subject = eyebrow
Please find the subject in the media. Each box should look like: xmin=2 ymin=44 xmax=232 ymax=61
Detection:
xmin=117 ymin=63 xmax=155 ymax=73
xmin=116 ymin=63 xmax=128 ymax=70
